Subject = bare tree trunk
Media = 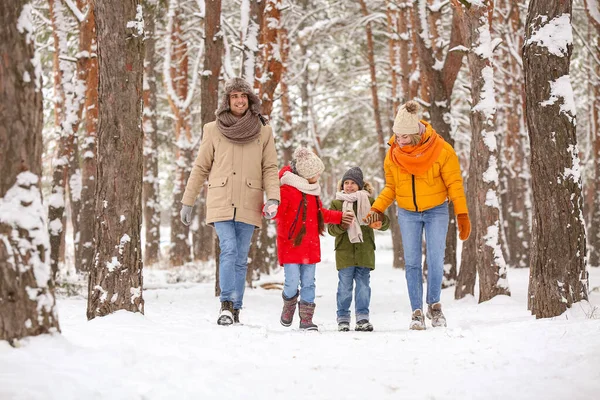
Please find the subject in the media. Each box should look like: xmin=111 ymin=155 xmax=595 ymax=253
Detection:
xmin=87 ymin=0 xmax=145 ymax=320
xmin=0 ymin=1 xmax=61 ymax=342
xmin=165 ymin=3 xmax=192 ymax=267
xmin=77 ymin=0 xmax=98 ymax=273
xmin=48 ymin=0 xmax=85 ymax=280
xmin=584 ymin=0 xmax=600 ymax=267
xmin=455 ymin=171 xmax=477 ymax=299
xmin=456 ymin=1 xmax=510 ymax=302
xmin=142 ymin=0 xmax=161 ymax=266
xmin=194 ymin=0 xmax=223 ymax=263
xmin=523 ymin=0 xmax=588 ymax=318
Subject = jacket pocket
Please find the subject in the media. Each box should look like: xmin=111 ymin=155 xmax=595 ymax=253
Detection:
xmin=207 ymin=176 xmax=228 ymax=206
xmin=243 ymin=177 xmax=263 ymax=210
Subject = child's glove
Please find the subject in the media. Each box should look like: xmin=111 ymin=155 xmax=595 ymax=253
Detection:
xmin=457 ymin=213 xmax=471 ymax=240
xmin=341 ymin=211 xmax=354 ymax=230
xmin=363 ymin=209 xmax=383 ymax=224
xmin=369 ymin=221 xmax=382 ymax=230
xmin=262 ymin=199 xmax=279 ymax=219
xmin=180 ymin=204 xmax=193 ymax=226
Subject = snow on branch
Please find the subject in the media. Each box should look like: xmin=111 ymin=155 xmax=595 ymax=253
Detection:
xmin=540 ymin=75 xmax=576 ymax=123
xmin=64 ymin=0 xmax=88 ymax=23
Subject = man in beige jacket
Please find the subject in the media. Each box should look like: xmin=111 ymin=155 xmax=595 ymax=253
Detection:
xmin=180 ymin=77 xmax=280 ymax=326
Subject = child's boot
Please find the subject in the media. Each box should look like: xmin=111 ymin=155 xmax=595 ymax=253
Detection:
xmin=298 ymin=301 xmax=318 ymax=331
xmin=280 ymin=291 xmax=299 ymax=327
xmin=426 ymin=302 xmax=447 ymax=327
xmin=355 ymin=319 xmax=373 ymax=332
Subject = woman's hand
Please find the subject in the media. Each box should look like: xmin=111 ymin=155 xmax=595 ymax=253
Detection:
xmin=369 ymin=221 xmax=383 ymax=230
xmin=457 ymin=213 xmax=471 ymax=240
xmin=363 ymin=209 xmax=383 ymax=224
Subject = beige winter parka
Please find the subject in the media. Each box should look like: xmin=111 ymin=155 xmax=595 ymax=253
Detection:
xmin=181 ymin=121 xmax=280 ymax=228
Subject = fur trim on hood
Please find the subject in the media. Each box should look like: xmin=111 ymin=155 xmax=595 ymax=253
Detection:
xmin=337 ymin=179 xmax=374 ymax=195
xmin=215 ymin=77 xmax=262 ymax=116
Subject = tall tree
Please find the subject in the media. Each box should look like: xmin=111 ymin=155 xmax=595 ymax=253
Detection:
xmin=142 ymin=0 xmax=161 ymax=266
xmin=455 ymin=0 xmax=510 ymax=302
xmin=584 ymin=0 xmax=600 ymax=267
xmin=76 ymin=0 xmax=98 ymax=273
xmin=47 ymin=0 xmax=85 ymax=279
xmin=194 ymin=0 xmax=223 ymax=263
xmin=87 ymin=0 xmax=145 ymax=319
xmin=523 ymin=0 xmax=588 ymax=318
xmin=412 ymin=0 xmax=466 ymax=286
xmin=0 ymin=1 xmax=60 ymax=342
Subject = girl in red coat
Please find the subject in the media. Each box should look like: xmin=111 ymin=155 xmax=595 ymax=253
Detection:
xmin=273 ymin=147 xmax=353 ymax=331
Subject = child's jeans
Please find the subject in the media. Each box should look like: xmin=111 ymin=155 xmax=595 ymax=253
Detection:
xmin=336 ymin=266 xmax=371 ymax=323
xmin=283 ymin=263 xmax=316 ymax=303
xmin=397 ymin=202 xmax=449 ymax=312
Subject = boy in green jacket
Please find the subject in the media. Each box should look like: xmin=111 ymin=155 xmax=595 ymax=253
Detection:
xmin=328 ymin=167 xmax=390 ymax=331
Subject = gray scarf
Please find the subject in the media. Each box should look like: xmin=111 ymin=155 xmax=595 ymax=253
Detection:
xmin=216 ymin=111 xmax=262 ymax=144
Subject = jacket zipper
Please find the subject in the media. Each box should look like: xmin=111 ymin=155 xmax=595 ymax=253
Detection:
xmin=411 ymin=175 xmax=419 ymax=212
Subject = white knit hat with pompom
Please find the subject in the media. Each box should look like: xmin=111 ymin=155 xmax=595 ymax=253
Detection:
xmin=292 ymin=147 xmax=325 ymax=179
xmin=392 ymin=100 xmax=421 ymax=134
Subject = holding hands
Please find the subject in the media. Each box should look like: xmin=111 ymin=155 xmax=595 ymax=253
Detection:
xmin=341 ymin=210 xmax=355 ymax=230
xmin=263 ymin=199 xmax=280 ymax=219
xmin=363 ymin=209 xmax=383 ymax=225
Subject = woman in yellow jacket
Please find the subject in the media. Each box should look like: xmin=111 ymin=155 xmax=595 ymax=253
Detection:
xmin=364 ymin=101 xmax=471 ymax=330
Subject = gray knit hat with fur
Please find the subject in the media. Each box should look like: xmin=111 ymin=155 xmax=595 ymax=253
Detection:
xmin=292 ymin=147 xmax=325 ymax=179
xmin=215 ymin=77 xmax=262 ymax=116
xmin=342 ymin=167 xmax=364 ymax=190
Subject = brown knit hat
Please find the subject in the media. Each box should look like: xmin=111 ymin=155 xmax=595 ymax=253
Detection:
xmin=292 ymin=147 xmax=325 ymax=179
xmin=392 ymin=100 xmax=421 ymax=135
xmin=215 ymin=77 xmax=261 ymax=116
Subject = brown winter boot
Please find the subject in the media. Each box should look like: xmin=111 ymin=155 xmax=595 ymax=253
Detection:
xmin=233 ymin=309 xmax=240 ymax=324
xmin=426 ymin=303 xmax=447 ymax=327
xmin=298 ymin=301 xmax=318 ymax=331
xmin=409 ymin=309 xmax=426 ymax=330
xmin=217 ymin=301 xmax=234 ymax=326
xmin=280 ymin=291 xmax=299 ymax=327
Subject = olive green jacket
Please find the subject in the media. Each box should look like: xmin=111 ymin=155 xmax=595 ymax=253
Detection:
xmin=328 ymin=197 xmax=390 ymax=271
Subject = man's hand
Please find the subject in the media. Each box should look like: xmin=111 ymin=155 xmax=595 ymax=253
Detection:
xmin=341 ymin=210 xmax=355 ymax=230
xmin=363 ymin=209 xmax=383 ymax=224
xmin=180 ymin=205 xmax=193 ymax=226
xmin=262 ymin=199 xmax=279 ymax=219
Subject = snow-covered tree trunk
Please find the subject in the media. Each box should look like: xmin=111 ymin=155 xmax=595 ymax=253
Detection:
xmin=47 ymin=0 xmax=85 ymax=280
xmin=455 ymin=170 xmax=477 ymax=299
xmin=412 ymin=0 xmax=466 ymax=286
xmin=142 ymin=0 xmax=160 ymax=266
xmin=456 ymin=0 xmax=510 ymax=302
xmin=87 ymin=0 xmax=145 ymax=320
xmin=194 ymin=0 xmax=223 ymax=262
xmin=584 ymin=0 xmax=600 ymax=267
xmin=523 ymin=0 xmax=588 ymax=318
xmin=165 ymin=2 xmax=193 ymax=267
xmin=76 ymin=0 xmax=98 ymax=273
xmin=0 ymin=1 xmax=60 ymax=342
xmin=279 ymin=28 xmax=293 ymax=165
xmin=241 ymin=0 xmax=264 ymax=83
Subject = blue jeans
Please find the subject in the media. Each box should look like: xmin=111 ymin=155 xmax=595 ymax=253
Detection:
xmin=398 ymin=202 xmax=449 ymax=311
xmin=214 ymin=220 xmax=255 ymax=309
xmin=336 ymin=266 xmax=371 ymax=323
xmin=283 ymin=263 xmax=316 ymax=303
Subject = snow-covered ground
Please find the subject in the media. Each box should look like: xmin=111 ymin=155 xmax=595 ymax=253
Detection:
xmin=2 ymin=233 xmax=600 ymax=400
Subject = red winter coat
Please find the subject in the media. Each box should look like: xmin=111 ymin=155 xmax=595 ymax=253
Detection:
xmin=275 ymin=166 xmax=343 ymax=265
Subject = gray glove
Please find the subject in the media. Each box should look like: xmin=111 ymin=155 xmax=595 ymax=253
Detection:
xmin=180 ymin=204 xmax=193 ymax=226
xmin=262 ymin=199 xmax=279 ymax=219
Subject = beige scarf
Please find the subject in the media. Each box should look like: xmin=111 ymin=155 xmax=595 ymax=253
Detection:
xmin=216 ymin=110 xmax=262 ymax=144
xmin=335 ymin=190 xmax=371 ymax=243
xmin=280 ymin=171 xmax=321 ymax=196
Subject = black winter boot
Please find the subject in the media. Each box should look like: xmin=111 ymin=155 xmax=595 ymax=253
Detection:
xmin=217 ymin=301 xmax=234 ymax=326
xmin=298 ymin=301 xmax=318 ymax=331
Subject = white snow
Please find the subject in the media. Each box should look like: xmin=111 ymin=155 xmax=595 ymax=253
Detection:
xmin=540 ymin=75 xmax=576 ymax=123
xmin=587 ymin=0 xmax=600 ymax=26
xmin=1 ymin=234 xmax=599 ymax=399
xmin=526 ymin=14 xmax=573 ymax=57
xmin=126 ymin=4 xmax=144 ymax=37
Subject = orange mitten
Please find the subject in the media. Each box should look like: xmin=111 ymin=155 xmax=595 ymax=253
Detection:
xmin=457 ymin=213 xmax=471 ymax=241
xmin=369 ymin=221 xmax=383 ymax=230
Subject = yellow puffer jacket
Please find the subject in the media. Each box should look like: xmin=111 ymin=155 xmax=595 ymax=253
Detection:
xmin=372 ymin=123 xmax=467 ymax=215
